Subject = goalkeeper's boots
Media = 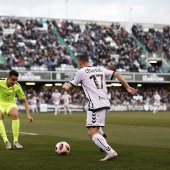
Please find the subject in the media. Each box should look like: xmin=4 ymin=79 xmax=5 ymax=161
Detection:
xmin=5 ymin=141 xmax=11 ymax=150
xmin=13 ymin=141 xmax=23 ymax=149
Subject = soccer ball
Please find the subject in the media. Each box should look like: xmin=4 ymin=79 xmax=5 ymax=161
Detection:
xmin=55 ymin=141 xmax=70 ymax=155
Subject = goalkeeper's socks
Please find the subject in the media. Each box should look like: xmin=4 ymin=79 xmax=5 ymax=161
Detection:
xmin=0 ymin=120 xmax=8 ymax=142
xmin=12 ymin=119 xmax=20 ymax=142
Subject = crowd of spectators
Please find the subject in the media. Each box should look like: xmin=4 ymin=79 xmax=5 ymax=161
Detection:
xmin=0 ymin=17 xmax=74 ymax=71
xmin=147 ymin=64 xmax=163 ymax=73
xmin=132 ymin=24 xmax=170 ymax=60
xmin=1 ymin=16 xmax=170 ymax=74
xmin=1 ymin=16 xmax=170 ymax=73
xmin=0 ymin=16 xmax=150 ymax=72
xmin=56 ymin=20 xmax=146 ymax=72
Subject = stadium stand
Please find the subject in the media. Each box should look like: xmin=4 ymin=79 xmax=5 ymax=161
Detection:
xmin=0 ymin=17 xmax=76 ymax=71
xmin=1 ymin=16 xmax=170 ymax=73
xmin=54 ymin=20 xmax=148 ymax=72
xmin=132 ymin=24 xmax=170 ymax=57
xmin=132 ymin=24 xmax=170 ymax=72
xmin=0 ymin=16 xmax=151 ymax=72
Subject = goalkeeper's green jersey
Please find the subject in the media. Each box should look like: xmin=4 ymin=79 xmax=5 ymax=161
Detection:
xmin=0 ymin=78 xmax=26 ymax=103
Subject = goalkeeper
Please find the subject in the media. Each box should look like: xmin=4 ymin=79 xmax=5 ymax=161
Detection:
xmin=0 ymin=70 xmax=34 ymax=149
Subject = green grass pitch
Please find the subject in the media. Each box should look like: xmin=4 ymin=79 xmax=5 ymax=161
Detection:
xmin=0 ymin=111 xmax=170 ymax=170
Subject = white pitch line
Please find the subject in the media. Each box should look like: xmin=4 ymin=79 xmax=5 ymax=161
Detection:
xmin=6 ymin=131 xmax=38 ymax=135
xmin=19 ymin=132 xmax=38 ymax=135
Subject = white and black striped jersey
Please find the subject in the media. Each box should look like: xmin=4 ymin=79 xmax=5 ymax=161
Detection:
xmin=70 ymin=66 xmax=114 ymax=111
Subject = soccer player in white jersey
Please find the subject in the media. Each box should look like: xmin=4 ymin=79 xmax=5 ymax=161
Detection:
xmin=152 ymin=90 xmax=161 ymax=113
xmin=61 ymin=91 xmax=72 ymax=115
xmin=62 ymin=54 xmax=137 ymax=161
xmin=52 ymin=88 xmax=61 ymax=115
xmin=29 ymin=95 xmax=38 ymax=114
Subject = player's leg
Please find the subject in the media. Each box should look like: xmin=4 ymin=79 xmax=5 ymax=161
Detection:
xmin=58 ymin=104 xmax=60 ymax=113
xmin=153 ymin=103 xmax=156 ymax=113
xmin=64 ymin=104 xmax=67 ymax=115
xmin=0 ymin=108 xmax=11 ymax=149
xmin=156 ymin=103 xmax=160 ymax=113
xmin=99 ymin=127 xmax=104 ymax=135
xmin=88 ymin=127 xmax=117 ymax=161
xmin=87 ymin=110 xmax=117 ymax=161
xmin=34 ymin=105 xmax=36 ymax=113
xmin=99 ymin=127 xmax=107 ymax=152
xmin=54 ymin=103 xmax=58 ymax=115
xmin=99 ymin=127 xmax=107 ymax=138
xmin=155 ymin=105 xmax=158 ymax=113
xmin=31 ymin=105 xmax=35 ymax=113
xmin=67 ymin=104 xmax=72 ymax=114
xmin=35 ymin=105 xmax=38 ymax=113
xmin=8 ymin=106 xmax=22 ymax=149
xmin=33 ymin=105 xmax=37 ymax=114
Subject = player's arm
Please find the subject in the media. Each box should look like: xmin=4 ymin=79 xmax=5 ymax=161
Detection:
xmin=22 ymin=98 xmax=34 ymax=123
xmin=63 ymin=70 xmax=81 ymax=91
xmin=17 ymin=84 xmax=34 ymax=122
xmin=113 ymin=72 xmax=138 ymax=95
xmin=62 ymin=82 xmax=73 ymax=91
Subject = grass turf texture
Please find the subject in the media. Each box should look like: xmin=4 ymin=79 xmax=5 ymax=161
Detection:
xmin=0 ymin=112 xmax=170 ymax=170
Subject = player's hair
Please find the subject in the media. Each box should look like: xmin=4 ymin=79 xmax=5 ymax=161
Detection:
xmin=77 ymin=54 xmax=89 ymax=62
xmin=8 ymin=70 xmax=19 ymax=77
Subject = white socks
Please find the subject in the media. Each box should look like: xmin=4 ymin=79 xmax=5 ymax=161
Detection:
xmin=99 ymin=127 xmax=104 ymax=135
xmin=64 ymin=108 xmax=67 ymax=114
xmin=55 ymin=106 xmax=58 ymax=113
xmin=92 ymin=133 xmax=115 ymax=154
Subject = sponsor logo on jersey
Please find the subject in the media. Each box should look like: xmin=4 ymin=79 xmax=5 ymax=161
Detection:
xmin=99 ymin=96 xmax=108 ymax=100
